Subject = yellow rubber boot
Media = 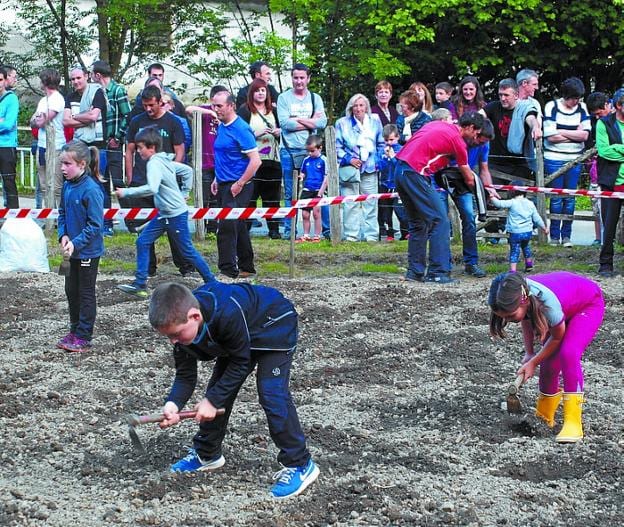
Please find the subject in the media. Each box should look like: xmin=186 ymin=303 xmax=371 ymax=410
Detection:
xmin=556 ymin=392 xmax=584 ymax=443
xmin=535 ymin=390 xmax=563 ymax=428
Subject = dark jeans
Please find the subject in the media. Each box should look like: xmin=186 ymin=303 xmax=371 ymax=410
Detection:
xmin=202 ymin=168 xmax=218 ymax=233
xmin=216 ymin=181 xmax=255 ymax=277
xmin=193 ymin=349 xmax=310 ymax=467
xmin=378 ymin=182 xmax=395 ymax=237
xmin=249 ymin=163 xmax=282 ymax=236
xmin=448 ymin=191 xmax=479 ymax=266
xmin=65 ymin=257 xmax=100 ymax=341
xmin=134 ymin=212 xmax=215 ymax=287
xmin=599 ymin=194 xmax=623 ymax=270
xmin=395 ymin=162 xmax=451 ymax=278
xmin=0 ymin=146 xmax=19 ymax=208
xmin=101 ymin=146 xmax=125 ymax=229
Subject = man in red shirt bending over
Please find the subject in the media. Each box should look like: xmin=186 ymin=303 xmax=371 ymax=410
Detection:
xmin=395 ymin=112 xmax=484 ymax=284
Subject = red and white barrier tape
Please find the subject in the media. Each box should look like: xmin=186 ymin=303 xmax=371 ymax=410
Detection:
xmin=489 ymin=184 xmax=624 ymax=199
xmin=2 ymin=185 xmax=621 ymax=220
xmin=0 ymin=192 xmax=400 ymax=220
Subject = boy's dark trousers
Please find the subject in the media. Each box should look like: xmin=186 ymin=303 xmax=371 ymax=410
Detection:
xmin=65 ymin=257 xmax=100 ymax=340
xmin=216 ymin=182 xmax=255 ymax=277
xmin=192 ymin=350 xmax=310 ymax=468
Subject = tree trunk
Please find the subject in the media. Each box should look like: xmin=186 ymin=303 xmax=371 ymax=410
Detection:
xmin=95 ymin=0 xmax=110 ymax=66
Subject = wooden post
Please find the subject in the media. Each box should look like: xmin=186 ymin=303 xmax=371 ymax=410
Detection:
xmin=324 ymin=126 xmax=341 ymax=244
xmin=191 ymin=111 xmax=205 ymax=240
xmin=44 ymin=123 xmax=56 ymax=233
xmin=534 ymin=139 xmax=547 ymax=243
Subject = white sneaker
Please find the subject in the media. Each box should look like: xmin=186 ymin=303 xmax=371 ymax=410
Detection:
xmin=562 ymin=238 xmax=573 ymax=248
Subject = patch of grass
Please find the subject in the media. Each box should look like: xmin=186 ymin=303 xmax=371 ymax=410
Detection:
xmin=260 ymin=261 xmax=290 ymax=275
xmin=360 ymin=262 xmax=401 ymax=273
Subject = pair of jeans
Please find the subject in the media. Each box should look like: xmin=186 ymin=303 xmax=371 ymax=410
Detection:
xmin=201 ymin=168 xmax=219 ymax=233
xmin=340 ymin=171 xmax=379 ymax=241
xmin=0 ymin=146 xmax=19 ymax=208
xmin=249 ymin=163 xmax=282 ymax=236
xmin=134 ymin=212 xmax=215 ymax=287
xmin=65 ymin=257 xmax=100 ymax=340
xmin=193 ymin=349 xmax=310 ymax=467
xmin=508 ymin=231 xmax=533 ymax=263
xmin=100 ymin=146 xmax=125 ymax=229
xmin=599 ymin=193 xmax=623 ymax=269
xmin=395 ymin=162 xmax=451 ymax=277
xmin=449 ymin=191 xmax=479 ymax=266
xmin=216 ymin=182 xmax=255 ymax=277
xmin=545 ymin=158 xmax=581 ymax=241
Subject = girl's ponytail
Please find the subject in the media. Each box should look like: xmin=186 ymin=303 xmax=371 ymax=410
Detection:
xmin=88 ymin=146 xmax=104 ymax=183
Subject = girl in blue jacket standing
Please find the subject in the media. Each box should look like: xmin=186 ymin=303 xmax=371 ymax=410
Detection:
xmin=57 ymin=140 xmax=104 ymax=353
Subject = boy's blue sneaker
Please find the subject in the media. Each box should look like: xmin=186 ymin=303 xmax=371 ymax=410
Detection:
xmin=170 ymin=448 xmax=225 ymax=473
xmin=117 ymin=283 xmax=149 ymax=299
xmin=270 ymin=459 xmax=320 ymax=499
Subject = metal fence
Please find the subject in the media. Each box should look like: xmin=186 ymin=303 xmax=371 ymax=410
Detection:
xmin=16 ymin=146 xmax=37 ymax=190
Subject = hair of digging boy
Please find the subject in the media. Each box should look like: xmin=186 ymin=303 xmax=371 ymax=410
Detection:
xmin=135 ymin=127 xmax=163 ymax=152
xmin=149 ymin=282 xmax=200 ymax=329
xmin=488 ymin=272 xmax=549 ymax=341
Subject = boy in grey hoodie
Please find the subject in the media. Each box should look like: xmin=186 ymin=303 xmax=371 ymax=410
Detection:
xmin=116 ymin=128 xmax=215 ymax=297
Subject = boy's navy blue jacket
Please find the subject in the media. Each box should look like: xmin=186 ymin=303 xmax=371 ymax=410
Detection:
xmin=166 ymin=281 xmax=298 ymax=410
xmin=380 ymin=144 xmax=402 ymax=189
xmin=57 ymin=173 xmax=104 ymax=259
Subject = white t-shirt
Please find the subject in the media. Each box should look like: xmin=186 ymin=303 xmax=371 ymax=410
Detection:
xmin=36 ymin=91 xmax=66 ymax=150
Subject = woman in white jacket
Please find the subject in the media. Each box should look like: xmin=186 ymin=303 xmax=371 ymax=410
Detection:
xmin=335 ymin=94 xmax=385 ymax=242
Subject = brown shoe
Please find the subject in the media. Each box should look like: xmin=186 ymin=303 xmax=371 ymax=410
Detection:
xmin=238 ymin=271 xmax=256 ymax=279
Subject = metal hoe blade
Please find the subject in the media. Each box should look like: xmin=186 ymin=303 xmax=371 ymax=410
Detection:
xmin=128 ymin=424 xmax=146 ymax=454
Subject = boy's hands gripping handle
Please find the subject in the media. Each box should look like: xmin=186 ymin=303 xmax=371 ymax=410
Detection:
xmin=128 ymin=408 xmax=225 ymax=428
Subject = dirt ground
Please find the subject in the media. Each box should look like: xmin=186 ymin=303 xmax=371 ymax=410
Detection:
xmin=0 ymin=258 xmax=623 ymax=526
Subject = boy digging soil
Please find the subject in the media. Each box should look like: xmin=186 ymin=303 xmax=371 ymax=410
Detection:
xmin=148 ymin=281 xmax=319 ymax=499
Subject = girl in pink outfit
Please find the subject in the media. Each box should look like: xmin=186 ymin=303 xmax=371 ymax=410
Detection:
xmin=488 ymin=271 xmax=604 ymax=443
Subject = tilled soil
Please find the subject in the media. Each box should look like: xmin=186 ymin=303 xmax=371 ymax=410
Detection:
xmin=0 ymin=269 xmax=623 ymax=527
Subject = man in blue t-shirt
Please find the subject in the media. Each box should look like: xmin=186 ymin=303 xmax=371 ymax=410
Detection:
xmin=443 ymin=118 xmax=497 ymax=278
xmin=211 ymin=90 xmax=261 ymax=279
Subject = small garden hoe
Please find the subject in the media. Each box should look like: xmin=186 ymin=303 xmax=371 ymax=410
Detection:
xmin=506 ymin=374 xmax=525 ymax=414
xmin=126 ymin=409 xmax=225 ymax=453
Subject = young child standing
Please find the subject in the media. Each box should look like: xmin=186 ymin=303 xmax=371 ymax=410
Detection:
xmin=116 ymin=128 xmax=216 ymax=298
xmin=297 ymin=135 xmax=328 ymax=242
xmin=488 ymin=271 xmax=604 ymax=443
xmin=490 ymin=187 xmax=549 ymax=272
xmin=56 ymin=140 xmax=104 ymax=353
xmin=433 ymin=82 xmax=458 ymax=120
xmin=149 ymin=281 xmax=320 ymax=498
xmin=379 ymin=124 xmax=407 ymax=241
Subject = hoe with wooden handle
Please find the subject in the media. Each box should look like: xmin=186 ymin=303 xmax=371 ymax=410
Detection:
xmin=506 ymin=374 xmax=525 ymax=414
xmin=126 ymin=409 xmax=225 ymax=453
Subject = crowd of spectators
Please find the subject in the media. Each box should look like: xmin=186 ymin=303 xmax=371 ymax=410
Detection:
xmin=4 ymin=60 xmax=623 ymax=280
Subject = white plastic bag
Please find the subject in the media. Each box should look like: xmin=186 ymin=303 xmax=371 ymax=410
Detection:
xmin=0 ymin=218 xmax=50 ymax=273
